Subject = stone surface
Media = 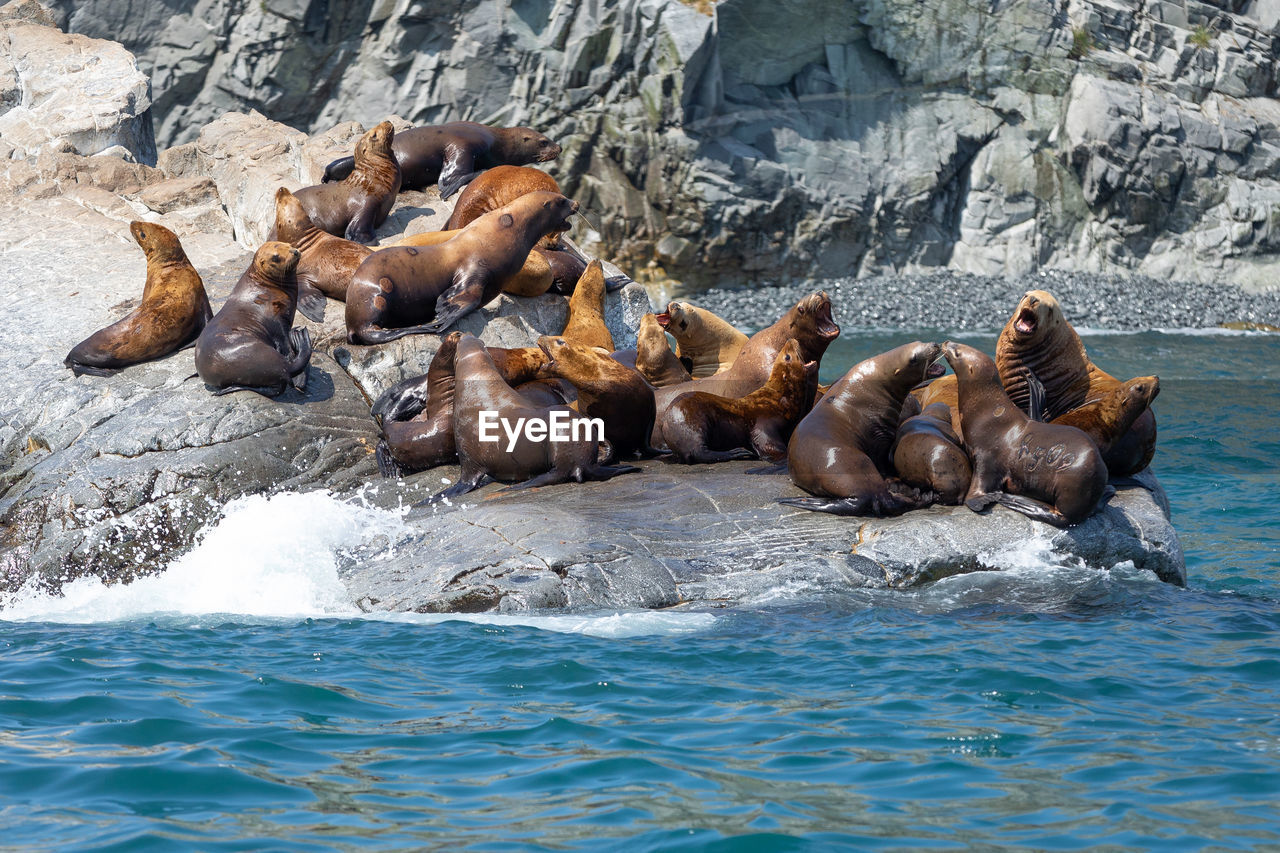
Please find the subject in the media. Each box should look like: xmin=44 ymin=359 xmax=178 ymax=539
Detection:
xmin=339 ymin=464 xmax=1183 ymax=614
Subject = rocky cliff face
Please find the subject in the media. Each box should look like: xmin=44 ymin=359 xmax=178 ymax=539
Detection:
xmin=46 ymin=0 xmax=1280 ymax=291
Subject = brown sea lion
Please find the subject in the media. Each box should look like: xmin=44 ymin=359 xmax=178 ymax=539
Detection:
xmin=322 ymin=121 xmax=561 ymax=199
xmin=345 ymin=191 xmax=579 ymax=344
xmin=429 ymin=335 xmax=640 ymax=502
xmin=561 ymin=260 xmax=614 ymax=351
xmin=65 ymin=221 xmax=212 ymax=377
xmin=945 ymin=342 xmax=1109 ymax=527
xmin=377 ymin=332 xmax=463 ymax=477
xmin=910 ymin=373 xmax=964 ymax=439
xmin=652 ymin=292 xmax=840 ymax=445
xmin=779 ymin=341 xmax=943 ymax=516
xmin=633 ymin=313 xmax=691 ymax=387
xmin=371 ymin=343 xmax=552 ymax=425
xmin=194 ymin=242 xmax=312 ymax=397
xmin=392 ymin=228 xmax=556 ymax=298
xmin=661 ymin=339 xmax=817 ymax=464
xmin=1051 ymin=375 xmax=1159 ymax=477
xmin=445 ymin=165 xmax=564 ymax=247
xmin=272 ymin=187 xmax=371 ymax=320
xmin=537 ymin=335 xmax=658 ymax=462
xmin=293 ymin=121 xmax=401 ymax=244
xmin=891 ymin=402 xmax=971 ymax=505
xmin=658 ymin=301 xmax=749 ymax=378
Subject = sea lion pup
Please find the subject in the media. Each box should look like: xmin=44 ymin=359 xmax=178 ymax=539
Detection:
xmin=779 ymin=341 xmax=943 ymax=517
xmin=65 ymin=221 xmax=212 ymax=377
xmin=658 ymin=301 xmax=749 ymax=378
xmin=272 ymin=187 xmax=371 ymax=320
xmin=293 ymin=121 xmax=401 ymax=244
xmin=537 ymin=335 xmax=659 ymax=462
xmin=560 ymin=260 xmax=614 ymax=351
xmin=651 ymin=291 xmax=840 ymax=443
xmin=661 ymin=339 xmax=817 ymax=465
xmin=1051 ymin=375 xmax=1160 ymax=476
xmin=345 ymin=191 xmax=579 ymax=344
xmin=322 ymin=121 xmax=561 ymax=198
xmin=428 ymin=335 xmax=640 ymax=502
xmin=377 ymin=332 xmax=463 ymax=478
xmin=944 ymin=342 xmax=1109 ymax=527
xmin=632 ymin=313 xmax=691 ymax=387
xmin=195 ymin=242 xmax=312 ymax=397
xmin=891 ymin=402 xmax=971 ymax=505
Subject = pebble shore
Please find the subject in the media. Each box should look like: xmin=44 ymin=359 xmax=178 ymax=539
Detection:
xmin=690 ymin=270 xmax=1280 ymax=333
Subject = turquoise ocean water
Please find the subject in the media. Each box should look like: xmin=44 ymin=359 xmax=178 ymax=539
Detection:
xmin=2 ymin=330 xmax=1278 ymax=850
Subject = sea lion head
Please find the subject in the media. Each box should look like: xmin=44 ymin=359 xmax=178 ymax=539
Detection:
xmin=1123 ymin=375 xmax=1160 ymax=409
xmin=272 ymin=187 xmax=316 ymax=244
xmin=892 ymin=341 xmax=945 ymax=383
xmin=535 ymin=334 xmax=614 ymax=381
xmin=436 ymin=329 xmax=464 ymax=362
xmin=355 ymin=120 xmax=396 ymax=162
xmin=1009 ymin=290 xmax=1063 ymax=343
xmin=504 ymin=190 xmax=579 ymax=235
xmin=254 ymin=241 xmax=301 ymax=282
xmin=129 ymin=220 xmax=184 ymax=261
xmin=638 ymin=313 xmax=672 ymax=355
xmin=508 ymin=126 xmax=562 ymax=163
xmin=788 ymin=292 xmax=840 ymax=346
xmin=661 ymin=302 xmax=698 ymax=336
xmin=943 ymin=341 xmax=997 ymax=384
xmin=768 ymin=338 xmax=817 ymax=389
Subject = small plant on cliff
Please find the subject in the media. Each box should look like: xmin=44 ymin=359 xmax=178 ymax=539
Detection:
xmin=1190 ymin=25 xmax=1213 ymax=49
xmin=1068 ymin=26 xmax=1095 ymax=60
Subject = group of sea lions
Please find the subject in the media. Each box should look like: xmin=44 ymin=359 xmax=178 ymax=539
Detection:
xmin=63 ymin=118 xmax=1159 ymax=528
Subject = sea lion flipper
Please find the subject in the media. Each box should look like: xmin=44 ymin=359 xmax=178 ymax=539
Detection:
xmin=603 ymin=274 xmax=633 ymax=293
xmin=296 ymin=281 xmax=327 ymax=323
xmin=993 ymin=492 xmax=1071 ymax=527
xmin=423 ymin=472 xmax=491 ymax=505
xmin=423 ymin=273 xmax=486 ymax=334
xmin=66 ymin=361 xmax=121 ymax=378
xmin=437 ymin=147 xmax=478 ymax=200
xmin=777 ymin=496 xmax=870 ymax=516
xmin=1026 ymin=371 xmax=1047 ymax=421
xmin=745 ymin=461 xmax=789 ymax=475
xmin=344 ymin=206 xmax=378 ymax=244
xmin=371 ymin=373 xmax=432 ymax=422
xmin=322 ymin=155 xmax=355 ymax=183
xmin=375 ymin=441 xmax=404 ymax=479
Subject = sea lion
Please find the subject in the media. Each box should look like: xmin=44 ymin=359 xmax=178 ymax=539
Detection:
xmin=65 ymin=221 xmax=212 ymax=377
xmin=392 ymin=228 xmax=556 ymax=298
xmin=891 ymin=402 xmax=971 ymax=505
xmin=430 ymin=334 xmax=640 ymax=501
xmin=272 ymin=186 xmax=371 ymax=320
xmin=945 ymin=341 xmax=1109 ymax=527
xmin=445 ymin=165 xmax=565 ymax=248
xmin=322 ymin=121 xmax=561 ymax=199
xmin=345 ymin=191 xmax=579 ymax=344
xmin=633 ymin=313 xmax=691 ymax=387
xmin=560 ymin=260 xmax=614 ymax=351
xmin=779 ymin=341 xmax=943 ymax=516
xmin=194 ymin=242 xmax=312 ymax=397
xmin=651 ymin=291 xmax=840 ymax=444
xmin=910 ymin=374 xmax=964 ymax=439
xmin=1050 ymin=375 xmax=1159 ymax=477
xmin=293 ymin=121 xmax=401 ymax=244
xmin=658 ymin=301 xmax=749 ymax=379
xmin=537 ymin=335 xmax=658 ymax=462
xmin=377 ymin=331 xmax=463 ymax=477
xmin=372 ymin=343 xmax=551 ymax=425
xmin=661 ymin=339 xmax=816 ymax=464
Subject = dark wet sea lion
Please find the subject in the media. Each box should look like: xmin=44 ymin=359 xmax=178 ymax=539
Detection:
xmin=661 ymin=339 xmax=816 ymax=464
xmin=322 ymin=121 xmax=561 ymax=199
xmin=945 ymin=341 xmax=1109 ymax=527
xmin=891 ymin=402 xmax=971 ymax=505
xmin=345 ymin=191 xmax=579 ymax=344
xmin=651 ymin=291 xmax=840 ymax=445
xmin=273 ymin=187 xmax=371 ymax=320
xmin=537 ymin=335 xmax=658 ymax=463
xmin=780 ymin=341 xmax=943 ymax=516
xmin=429 ymin=335 xmax=640 ymax=502
xmin=293 ymin=121 xmax=400 ymax=244
xmin=1051 ymin=375 xmax=1159 ymax=477
xmin=65 ymin=221 xmax=212 ymax=377
xmin=194 ymin=242 xmax=312 ymax=397
xmin=659 ymin=301 xmax=748 ymax=379
xmin=561 ymin=260 xmax=614 ymax=351
xmin=378 ymin=331 xmax=463 ymax=477
xmin=633 ymin=313 xmax=690 ymax=387
xmin=372 ymin=343 xmax=552 ymax=426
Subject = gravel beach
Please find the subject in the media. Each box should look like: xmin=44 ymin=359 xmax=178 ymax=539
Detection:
xmin=687 ymin=270 xmax=1280 ymax=333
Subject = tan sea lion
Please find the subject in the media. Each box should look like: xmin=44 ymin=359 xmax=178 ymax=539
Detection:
xmin=1051 ymin=375 xmax=1159 ymax=477
xmin=377 ymin=332 xmax=463 ymax=477
xmin=560 ymin=260 xmax=614 ymax=351
xmin=272 ymin=187 xmax=371 ymax=320
xmin=194 ymin=242 xmax=312 ymax=397
xmin=322 ymin=121 xmax=561 ymax=199
xmin=945 ymin=341 xmax=1109 ymax=527
xmin=294 ymin=121 xmax=401 ymax=244
xmin=65 ymin=221 xmax=212 ymax=377
xmin=661 ymin=339 xmax=817 ymax=464
xmin=891 ymin=402 xmax=971 ymax=505
xmin=445 ymin=165 xmax=564 ymax=248
xmin=633 ymin=313 xmax=691 ymax=387
xmin=345 ymin=191 xmax=579 ymax=344
xmin=780 ymin=341 xmax=943 ymax=516
xmin=392 ymin=228 xmax=556 ymax=298
xmin=537 ymin=335 xmax=658 ymax=462
xmin=428 ymin=335 xmax=640 ymax=502
xmin=658 ymin=301 xmax=749 ymax=378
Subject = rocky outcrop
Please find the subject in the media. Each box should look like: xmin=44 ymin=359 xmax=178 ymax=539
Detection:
xmin=45 ymin=0 xmax=1280 ymax=290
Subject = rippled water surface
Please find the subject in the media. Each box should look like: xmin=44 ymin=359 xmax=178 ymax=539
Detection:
xmin=3 ymin=331 xmax=1278 ymax=850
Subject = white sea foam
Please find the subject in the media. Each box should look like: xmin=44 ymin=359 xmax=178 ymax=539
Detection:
xmin=368 ymin=610 xmax=717 ymax=638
